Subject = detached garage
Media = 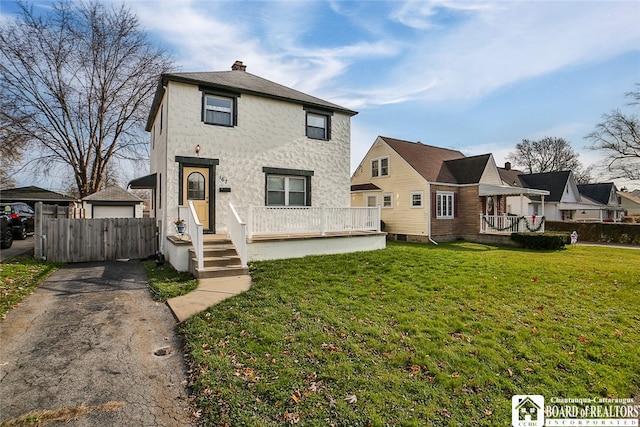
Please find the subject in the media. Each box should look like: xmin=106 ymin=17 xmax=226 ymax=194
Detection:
xmin=82 ymin=186 xmax=144 ymax=219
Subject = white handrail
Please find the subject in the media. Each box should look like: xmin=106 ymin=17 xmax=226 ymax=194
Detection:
xmin=227 ymin=203 xmax=248 ymax=267
xmin=244 ymin=206 xmax=380 ymax=238
xmin=186 ymin=202 xmax=204 ymax=271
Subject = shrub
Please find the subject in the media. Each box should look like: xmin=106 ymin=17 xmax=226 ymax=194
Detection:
xmin=510 ymin=232 xmax=570 ymax=250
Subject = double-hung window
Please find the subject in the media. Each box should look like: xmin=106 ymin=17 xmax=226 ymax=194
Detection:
xmin=267 ymin=176 xmax=306 ymax=206
xmin=203 ymin=93 xmax=235 ymax=126
xmin=411 ymin=191 xmax=423 ymax=208
xmin=263 ymin=167 xmax=314 ymax=206
xmin=436 ymin=191 xmax=454 ymax=218
xmin=305 ymin=107 xmax=332 ymax=140
xmin=371 ymin=157 xmax=389 ymax=178
xmin=383 ymin=193 xmax=393 ymax=208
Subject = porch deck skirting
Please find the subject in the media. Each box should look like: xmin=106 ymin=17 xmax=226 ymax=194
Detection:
xmin=246 ymin=231 xmax=386 ymax=262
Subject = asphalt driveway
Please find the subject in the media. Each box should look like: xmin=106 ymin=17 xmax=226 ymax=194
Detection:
xmin=0 ymin=260 xmax=195 ymax=426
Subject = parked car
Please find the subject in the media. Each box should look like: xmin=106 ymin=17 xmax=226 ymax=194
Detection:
xmin=0 ymin=210 xmax=12 ymax=249
xmin=4 ymin=202 xmax=35 ymax=240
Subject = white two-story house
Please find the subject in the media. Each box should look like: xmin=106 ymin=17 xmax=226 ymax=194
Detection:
xmin=130 ymin=61 xmax=384 ymax=273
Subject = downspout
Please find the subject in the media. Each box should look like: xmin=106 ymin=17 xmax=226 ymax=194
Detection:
xmin=427 ymin=182 xmax=438 ymax=245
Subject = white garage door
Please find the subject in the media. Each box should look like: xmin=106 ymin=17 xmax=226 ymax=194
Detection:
xmin=92 ymin=205 xmax=134 ymax=219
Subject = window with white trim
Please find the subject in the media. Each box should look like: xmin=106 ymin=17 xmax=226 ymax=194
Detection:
xmin=383 ymin=193 xmax=393 ymax=208
xmin=436 ymin=191 xmax=454 ymax=218
xmin=204 ymin=94 xmax=234 ymax=126
xmin=371 ymin=157 xmax=389 ymax=178
xmin=267 ymin=175 xmax=307 ymax=206
xmin=367 ymin=195 xmax=378 ymax=207
xmin=411 ymin=191 xmax=423 ymax=208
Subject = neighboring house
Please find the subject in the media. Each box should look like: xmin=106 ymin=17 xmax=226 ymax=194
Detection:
xmin=350 ymin=136 xmax=548 ymax=243
xmin=130 ymin=61 xmax=384 ymax=271
xmin=576 ymin=183 xmax=624 ymax=221
xmin=0 ymin=186 xmax=77 ymax=208
xmin=82 ymin=186 xmax=144 ymax=219
xmin=618 ymin=191 xmax=640 ymax=216
xmin=499 ymin=167 xmax=630 ymax=223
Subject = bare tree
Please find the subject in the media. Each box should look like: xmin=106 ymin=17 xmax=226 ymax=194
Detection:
xmin=586 ymin=85 xmax=640 ymax=181
xmin=506 ymin=137 xmax=592 ymax=183
xmin=0 ymin=1 xmax=175 ymax=197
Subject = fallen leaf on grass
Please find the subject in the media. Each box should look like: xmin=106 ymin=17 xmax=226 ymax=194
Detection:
xmin=344 ymin=394 xmax=358 ymax=404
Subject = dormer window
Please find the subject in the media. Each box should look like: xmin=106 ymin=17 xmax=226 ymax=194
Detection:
xmin=304 ymin=107 xmax=332 ymax=140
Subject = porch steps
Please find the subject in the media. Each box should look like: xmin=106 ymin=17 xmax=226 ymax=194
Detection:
xmin=189 ymin=237 xmax=249 ymax=279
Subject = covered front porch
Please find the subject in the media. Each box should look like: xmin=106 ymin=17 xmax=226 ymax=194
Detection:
xmin=478 ymin=184 xmax=550 ymax=235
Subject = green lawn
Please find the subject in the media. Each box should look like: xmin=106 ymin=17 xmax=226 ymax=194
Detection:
xmin=180 ymin=242 xmax=639 ymax=426
xmin=0 ymin=256 xmax=60 ymax=319
xmin=142 ymin=260 xmax=198 ymax=301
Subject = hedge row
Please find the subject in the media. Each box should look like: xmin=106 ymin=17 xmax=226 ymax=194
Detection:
xmin=510 ymin=232 xmax=570 ymax=250
xmin=545 ymin=221 xmax=640 ymax=245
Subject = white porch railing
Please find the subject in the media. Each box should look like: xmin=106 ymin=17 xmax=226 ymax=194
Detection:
xmin=179 ymin=202 xmax=204 ymax=271
xmin=240 ymin=205 xmax=381 ymax=238
xmin=479 ymin=214 xmax=545 ymax=234
xmin=227 ymin=204 xmax=248 ymax=267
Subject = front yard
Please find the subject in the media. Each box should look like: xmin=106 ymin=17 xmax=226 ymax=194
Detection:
xmin=179 ymin=242 xmax=639 ymax=426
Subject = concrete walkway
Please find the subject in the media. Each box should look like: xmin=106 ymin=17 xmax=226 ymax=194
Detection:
xmin=166 ymin=275 xmax=252 ymax=322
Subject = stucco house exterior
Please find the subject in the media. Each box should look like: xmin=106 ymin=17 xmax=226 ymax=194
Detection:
xmin=130 ymin=61 xmax=384 ymax=273
xmin=350 ymin=136 xmax=548 ymax=243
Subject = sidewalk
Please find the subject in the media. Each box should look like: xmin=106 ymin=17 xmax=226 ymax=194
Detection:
xmin=166 ymin=275 xmax=252 ymax=322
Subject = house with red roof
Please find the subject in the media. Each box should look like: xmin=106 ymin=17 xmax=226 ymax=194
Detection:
xmin=350 ymin=136 xmax=549 ymax=243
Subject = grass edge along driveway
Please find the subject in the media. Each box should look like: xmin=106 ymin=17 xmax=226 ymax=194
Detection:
xmin=180 ymin=241 xmax=640 ymax=426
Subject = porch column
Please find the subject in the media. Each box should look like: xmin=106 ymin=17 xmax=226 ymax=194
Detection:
xmin=520 ymin=194 xmax=524 ymax=215
xmin=541 ymin=195 xmax=545 ymax=217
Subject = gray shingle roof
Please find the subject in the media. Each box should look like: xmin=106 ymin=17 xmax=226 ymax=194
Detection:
xmin=444 ymin=154 xmax=492 ymax=185
xmin=83 ymin=186 xmax=142 ymax=203
xmin=146 ymin=66 xmax=357 ymax=131
xmin=577 ymin=183 xmax=617 ymax=205
xmin=519 ymin=171 xmax=572 ymax=202
xmin=0 ymin=186 xmax=76 ymax=203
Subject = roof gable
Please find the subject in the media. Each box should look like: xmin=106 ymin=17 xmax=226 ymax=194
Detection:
xmin=381 ymin=136 xmax=465 ymax=183
xmin=577 ymin=183 xmax=617 ymax=205
xmin=519 ymin=171 xmax=576 ymax=202
xmin=444 ymin=154 xmax=493 ymax=184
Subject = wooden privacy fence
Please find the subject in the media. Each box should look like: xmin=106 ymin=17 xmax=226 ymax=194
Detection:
xmin=35 ymin=218 xmax=157 ymax=263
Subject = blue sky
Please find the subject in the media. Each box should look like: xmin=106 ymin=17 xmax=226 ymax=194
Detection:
xmin=3 ymin=0 xmax=640 ymax=190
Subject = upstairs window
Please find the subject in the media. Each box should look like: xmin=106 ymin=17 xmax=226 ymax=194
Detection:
xmin=203 ymin=94 xmax=234 ymax=126
xmin=371 ymin=157 xmax=389 ymax=178
xmin=305 ymin=107 xmax=332 ymax=140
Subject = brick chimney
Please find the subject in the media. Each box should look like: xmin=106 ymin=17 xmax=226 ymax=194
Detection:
xmin=231 ymin=60 xmax=246 ymax=71
xmin=505 ymin=162 xmax=511 ymax=171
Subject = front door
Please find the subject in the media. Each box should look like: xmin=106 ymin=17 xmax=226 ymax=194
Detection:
xmin=183 ymin=166 xmax=210 ymax=230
